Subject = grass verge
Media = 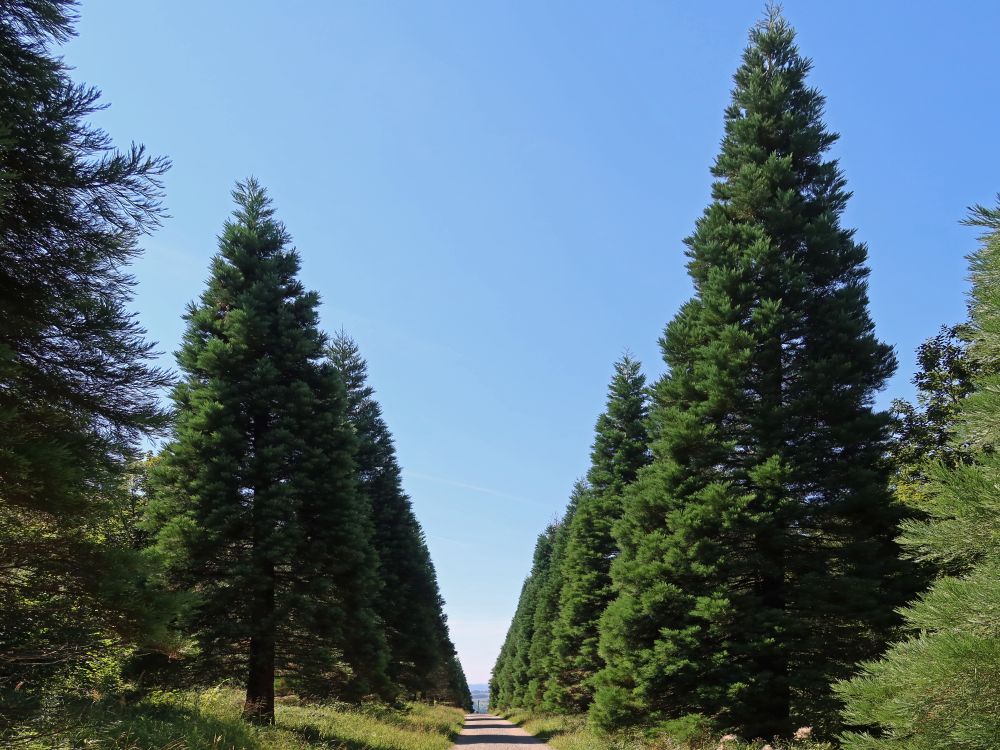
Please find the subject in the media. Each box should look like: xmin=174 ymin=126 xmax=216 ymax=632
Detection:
xmin=13 ymin=687 xmax=465 ymax=750
xmin=500 ymin=709 xmax=835 ymax=750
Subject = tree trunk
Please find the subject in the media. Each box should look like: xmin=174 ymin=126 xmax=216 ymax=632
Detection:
xmin=243 ymin=560 xmax=276 ymax=724
xmin=244 ymin=414 xmax=275 ymax=725
xmin=753 ymin=335 xmax=790 ymax=739
xmin=756 ymin=559 xmax=790 ymax=739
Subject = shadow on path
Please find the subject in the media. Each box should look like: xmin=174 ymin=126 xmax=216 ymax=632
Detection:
xmin=451 ymin=715 xmax=551 ymax=748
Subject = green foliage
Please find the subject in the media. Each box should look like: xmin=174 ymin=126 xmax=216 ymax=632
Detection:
xmin=0 ymin=0 xmax=173 ymax=729
xmin=889 ymin=325 xmax=976 ymax=509
xmin=491 ymin=356 xmax=651 ymax=717
xmin=652 ymin=714 xmax=714 ymax=747
xmin=327 ymin=334 xmax=471 ymax=710
xmin=527 ymin=490 xmax=579 ymax=708
xmin=147 ymin=181 xmax=389 ymax=722
xmin=491 ymin=525 xmax=557 ymax=709
xmin=439 ymin=652 xmax=473 ymax=712
xmin=837 ymin=201 xmax=1000 ymax=750
xmin=547 ymin=356 xmax=650 ymax=712
xmin=593 ymin=10 xmax=913 ymax=739
xmin=6 ymin=1 xmax=996 ymax=745
xmin=504 ymin=709 xmax=834 ymax=750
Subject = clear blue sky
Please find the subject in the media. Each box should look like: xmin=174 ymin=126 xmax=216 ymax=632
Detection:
xmin=69 ymin=1 xmax=999 ymax=684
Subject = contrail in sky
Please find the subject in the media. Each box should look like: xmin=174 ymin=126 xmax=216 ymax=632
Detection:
xmin=404 ymin=470 xmax=536 ymax=505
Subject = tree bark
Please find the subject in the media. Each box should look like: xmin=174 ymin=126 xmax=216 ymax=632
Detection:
xmin=756 ymin=557 xmax=790 ymax=738
xmin=243 ymin=557 xmax=276 ymax=724
xmin=753 ymin=334 xmax=790 ymax=739
xmin=244 ymin=414 xmax=275 ymax=725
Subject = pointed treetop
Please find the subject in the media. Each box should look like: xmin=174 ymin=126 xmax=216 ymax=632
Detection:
xmin=226 ymin=177 xmax=290 ymax=244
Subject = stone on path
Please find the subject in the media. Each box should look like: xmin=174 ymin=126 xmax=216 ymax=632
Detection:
xmin=451 ymin=714 xmax=553 ymax=748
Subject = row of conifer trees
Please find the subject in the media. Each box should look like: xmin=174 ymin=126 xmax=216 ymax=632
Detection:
xmin=490 ymin=10 xmax=1000 ymax=748
xmin=0 ymin=0 xmax=470 ymax=735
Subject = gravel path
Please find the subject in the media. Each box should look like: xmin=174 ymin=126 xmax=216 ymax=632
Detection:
xmin=451 ymin=714 xmax=553 ymax=748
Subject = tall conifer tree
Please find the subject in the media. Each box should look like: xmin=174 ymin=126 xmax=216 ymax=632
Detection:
xmin=149 ymin=181 xmax=387 ymax=723
xmin=0 ymin=0 xmax=172 ymax=721
xmin=435 ymin=650 xmax=473 ymax=711
xmin=490 ymin=526 xmax=555 ymax=710
xmin=547 ymin=356 xmax=650 ymax=712
xmin=836 ymin=202 xmax=1000 ymax=750
xmin=449 ymin=654 xmax=474 ymax=712
xmin=489 ymin=620 xmax=513 ymax=709
xmin=327 ymin=333 xmax=467 ymax=702
xmin=526 ymin=488 xmax=581 ymax=708
xmin=594 ymin=11 xmax=911 ymax=739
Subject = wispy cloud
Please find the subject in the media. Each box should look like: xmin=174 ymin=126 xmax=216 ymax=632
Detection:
xmin=404 ymin=470 xmax=535 ymax=505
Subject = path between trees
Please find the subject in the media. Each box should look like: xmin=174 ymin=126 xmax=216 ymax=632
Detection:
xmin=451 ymin=715 xmax=552 ymax=748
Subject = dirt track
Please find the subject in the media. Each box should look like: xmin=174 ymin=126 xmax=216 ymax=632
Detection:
xmin=451 ymin=714 xmax=552 ymax=748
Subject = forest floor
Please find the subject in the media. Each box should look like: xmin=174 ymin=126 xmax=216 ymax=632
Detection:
xmin=14 ymin=687 xmax=465 ymax=750
xmin=451 ymin=714 xmax=552 ymax=748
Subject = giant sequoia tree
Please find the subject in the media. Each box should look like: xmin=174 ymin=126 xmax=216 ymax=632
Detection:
xmin=594 ymin=11 xmax=912 ymax=739
xmin=0 ymin=0 xmax=172 ymax=723
xmin=547 ymin=355 xmax=649 ymax=712
xmin=836 ymin=203 xmax=1000 ymax=750
xmin=149 ymin=181 xmax=387 ymax=723
xmin=327 ymin=333 xmax=469 ymax=705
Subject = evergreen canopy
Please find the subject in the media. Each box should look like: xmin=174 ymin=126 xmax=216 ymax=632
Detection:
xmin=837 ymin=202 xmax=1000 ymax=750
xmin=328 ymin=333 xmax=471 ymax=709
xmin=0 ymin=0 xmax=172 ymax=723
xmin=547 ymin=355 xmax=650 ymax=712
xmin=592 ymin=10 xmax=912 ymax=739
xmin=148 ymin=181 xmax=388 ymax=723
xmin=490 ymin=525 xmax=556 ymax=710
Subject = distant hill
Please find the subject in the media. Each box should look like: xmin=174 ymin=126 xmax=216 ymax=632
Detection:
xmin=468 ymin=684 xmax=490 ymax=713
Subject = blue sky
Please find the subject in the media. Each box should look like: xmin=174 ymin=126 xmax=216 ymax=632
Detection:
xmin=69 ymin=1 xmax=999 ymax=683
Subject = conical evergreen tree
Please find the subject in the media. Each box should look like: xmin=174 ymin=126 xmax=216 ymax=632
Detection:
xmin=490 ymin=588 xmax=522 ymax=712
xmin=429 ymin=616 xmax=472 ymax=709
xmin=450 ymin=654 xmax=474 ymax=712
xmin=439 ymin=650 xmax=473 ymax=711
xmin=489 ymin=628 xmax=511 ymax=709
xmin=425 ymin=639 xmax=473 ymax=710
xmin=836 ymin=202 xmax=1000 ymax=750
xmin=594 ymin=11 xmax=912 ymax=739
xmin=526 ymin=486 xmax=582 ymax=708
xmin=547 ymin=356 xmax=650 ymax=712
xmin=490 ymin=526 xmax=555 ymax=710
xmin=0 ymin=0 xmax=173 ymax=724
xmin=148 ymin=181 xmax=388 ymax=724
xmin=327 ymin=332 xmax=467 ymax=701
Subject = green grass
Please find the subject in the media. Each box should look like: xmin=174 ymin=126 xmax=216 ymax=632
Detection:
xmin=500 ymin=709 xmax=835 ymax=750
xmin=15 ymin=687 xmax=465 ymax=750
